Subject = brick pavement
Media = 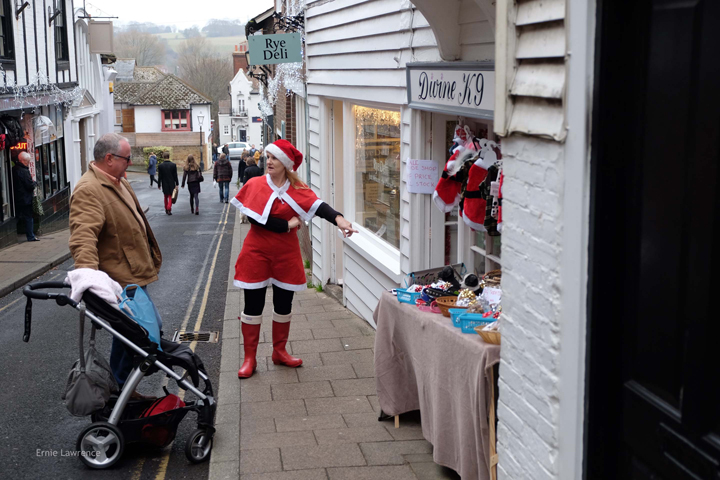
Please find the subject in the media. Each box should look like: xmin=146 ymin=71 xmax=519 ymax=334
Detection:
xmin=210 ymin=210 xmax=459 ymax=480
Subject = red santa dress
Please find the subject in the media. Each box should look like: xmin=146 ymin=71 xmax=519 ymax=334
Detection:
xmin=231 ymin=174 xmax=323 ymax=291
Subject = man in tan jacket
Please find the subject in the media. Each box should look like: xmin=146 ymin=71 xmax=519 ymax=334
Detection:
xmin=69 ymin=133 xmax=163 ymax=395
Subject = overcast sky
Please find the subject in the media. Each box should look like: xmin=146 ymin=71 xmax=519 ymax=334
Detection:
xmin=85 ymin=0 xmax=274 ymax=28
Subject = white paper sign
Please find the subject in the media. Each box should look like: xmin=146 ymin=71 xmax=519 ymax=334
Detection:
xmin=482 ymin=287 xmax=502 ymax=305
xmin=406 ymin=159 xmax=439 ymax=194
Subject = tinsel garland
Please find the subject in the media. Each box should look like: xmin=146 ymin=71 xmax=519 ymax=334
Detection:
xmin=0 ymin=68 xmax=84 ymax=110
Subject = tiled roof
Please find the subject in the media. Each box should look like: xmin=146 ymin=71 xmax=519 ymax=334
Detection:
xmin=134 ymin=66 xmax=166 ymax=82
xmin=114 ymin=82 xmax=155 ymax=104
xmin=133 ymin=75 xmax=212 ymax=109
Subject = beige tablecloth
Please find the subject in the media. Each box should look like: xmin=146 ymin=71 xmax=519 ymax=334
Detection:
xmin=373 ymin=291 xmax=501 ymax=480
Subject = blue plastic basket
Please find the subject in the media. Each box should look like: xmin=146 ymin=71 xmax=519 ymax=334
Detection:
xmin=397 ymin=288 xmax=422 ymax=304
xmin=449 ymin=308 xmax=467 ymax=328
xmin=459 ymin=312 xmax=494 ymax=334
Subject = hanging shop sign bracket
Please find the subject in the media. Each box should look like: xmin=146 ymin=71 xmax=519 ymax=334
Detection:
xmin=406 ymin=62 xmax=495 ymax=119
xmin=248 ymin=33 xmax=303 ymax=66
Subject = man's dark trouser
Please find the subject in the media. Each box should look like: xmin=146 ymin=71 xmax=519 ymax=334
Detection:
xmin=219 ymin=181 xmax=230 ymax=202
xmin=149 ymin=174 xmax=156 ymax=186
xmin=110 ymin=286 xmax=163 ymax=388
xmin=17 ymin=203 xmax=35 ymax=241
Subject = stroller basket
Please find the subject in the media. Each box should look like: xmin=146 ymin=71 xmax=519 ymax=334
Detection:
xmin=22 ymin=281 xmax=217 ymax=469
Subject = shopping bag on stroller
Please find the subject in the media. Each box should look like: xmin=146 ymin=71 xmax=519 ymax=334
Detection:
xmin=119 ymin=285 xmax=162 ymax=350
xmin=63 ymin=306 xmax=119 ymax=416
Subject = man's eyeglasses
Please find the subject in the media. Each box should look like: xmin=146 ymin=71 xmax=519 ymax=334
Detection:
xmin=111 ymin=153 xmax=132 ymax=163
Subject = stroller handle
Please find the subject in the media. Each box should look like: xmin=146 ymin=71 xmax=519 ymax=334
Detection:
xmin=22 ymin=281 xmax=76 ymax=343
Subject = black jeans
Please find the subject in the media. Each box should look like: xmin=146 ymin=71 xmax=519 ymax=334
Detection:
xmin=149 ymin=174 xmax=157 ymax=186
xmin=244 ymin=285 xmax=295 ymax=316
xmin=17 ymin=203 xmax=35 ymax=240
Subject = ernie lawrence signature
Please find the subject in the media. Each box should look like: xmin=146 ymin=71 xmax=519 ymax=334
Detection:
xmin=417 ymin=71 xmax=485 ymax=107
xmin=36 ymin=449 xmax=99 ymax=457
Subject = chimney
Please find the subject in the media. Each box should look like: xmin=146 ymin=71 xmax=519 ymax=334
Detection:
xmin=233 ymin=42 xmax=249 ymax=76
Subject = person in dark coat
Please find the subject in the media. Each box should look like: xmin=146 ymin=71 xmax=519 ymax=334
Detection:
xmin=148 ymin=153 xmax=157 ymax=187
xmin=213 ymin=153 xmax=233 ymax=203
xmin=12 ymin=152 xmax=38 ymax=241
xmin=181 ymin=155 xmax=203 ymax=215
xmin=157 ymin=152 xmax=179 ymax=215
xmin=243 ymin=157 xmax=263 ymax=184
xmin=222 ymin=144 xmax=229 ymax=156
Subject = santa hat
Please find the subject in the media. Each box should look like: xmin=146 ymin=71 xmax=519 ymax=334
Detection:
xmin=265 ymin=140 xmax=303 ymax=171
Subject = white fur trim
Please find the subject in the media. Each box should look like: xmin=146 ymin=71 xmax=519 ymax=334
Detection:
xmin=447 ymin=148 xmax=477 ymax=177
xmin=230 ymin=193 xmax=278 ymax=225
xmin=241 ymin=313 xmax=262 ymax=325
xmin=234 ymin=278 xmax=308 ymax=292
xmin=432 ymin=191 xmax=461 ymax=213
xmin=460 ymin=210 xmax=487 ymax=232
xmin=282 ymin=195 xmax=323 ymax=222
xmin=265 ymin=144 xmax=294 ymax=171
xmin=272 ymin=312 xmax=292 ymax=323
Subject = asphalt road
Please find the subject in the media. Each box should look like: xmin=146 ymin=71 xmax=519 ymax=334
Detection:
xmin=0 ymin=173 xmax=235 ymax=480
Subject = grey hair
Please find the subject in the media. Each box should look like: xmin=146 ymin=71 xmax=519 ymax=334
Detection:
xmin=18 ymin=151 xmax=32 ymax=162
xmin=93 ymin=133 xmax=128 ymax=162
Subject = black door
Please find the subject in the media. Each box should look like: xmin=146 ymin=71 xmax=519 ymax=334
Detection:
xmin=586 ymin=0 xmax=720 ymax=479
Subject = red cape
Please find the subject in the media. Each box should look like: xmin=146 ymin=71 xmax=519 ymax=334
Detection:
xmin=230 ymin=174 xmax=323 ymax=224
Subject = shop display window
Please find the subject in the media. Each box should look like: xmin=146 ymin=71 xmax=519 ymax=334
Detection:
xmin=0 ymin=150 xmax=10 ymax=221
xmin=353 ymin=106 xmax=401 ymax=249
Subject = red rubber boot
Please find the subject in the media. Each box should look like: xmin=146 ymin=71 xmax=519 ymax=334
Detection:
xmin=271 ymin=312 xmax=302 ymax=368
xmin=238 ymin=313 xmax=262 ymax=379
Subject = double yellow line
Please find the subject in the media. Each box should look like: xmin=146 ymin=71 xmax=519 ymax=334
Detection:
xmin=132 ymin=204 xmax=233 ymax=480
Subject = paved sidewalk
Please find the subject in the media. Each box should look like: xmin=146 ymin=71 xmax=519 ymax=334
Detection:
xmin=210 ymin=210 xmax=459 ymax=480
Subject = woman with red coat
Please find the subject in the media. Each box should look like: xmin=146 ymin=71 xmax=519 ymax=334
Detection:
xmin=231 ymin=140 xmax=357 ymax=378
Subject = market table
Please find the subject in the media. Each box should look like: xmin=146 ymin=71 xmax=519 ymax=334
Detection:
xmin=373 ymin=290 xmax=501 ymax=480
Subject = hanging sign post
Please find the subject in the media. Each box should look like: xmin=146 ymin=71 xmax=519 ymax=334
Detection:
xmin=248 ymin=33 xmax=302 ymax=65
xmin=406 ymin=159 xmax=439 ymax=194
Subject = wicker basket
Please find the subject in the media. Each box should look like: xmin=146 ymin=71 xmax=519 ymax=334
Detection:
xmin=483 ymin=269 xmax=502 ymax=287
xmin=476 ymin=327 xmax=501 ymax=345
xmin=436 ymin=296 xmax=462 ymax=317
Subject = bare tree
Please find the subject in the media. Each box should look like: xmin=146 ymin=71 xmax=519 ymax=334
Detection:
xmin=177 ymin=37 xmax=234 ymax=143
xmin=114 ymin=31 xmax=167 ymax=66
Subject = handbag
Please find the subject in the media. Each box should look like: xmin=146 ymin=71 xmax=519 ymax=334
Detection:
xmin=171 ymin=185 xmax=179 ymax=204
xmin=119 ymin=285 xmax=163 ymax=350
xmin=198 ymin=171 xmax=204 ymax=183
xmin=62 ymin=306 xmax=119 ymax=416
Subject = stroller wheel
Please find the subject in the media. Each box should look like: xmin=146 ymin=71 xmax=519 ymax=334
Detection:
xmin=76 ymin=422 xmax=125 ymax=469
xmin=185 ymin=428 xmax=213 ymax=463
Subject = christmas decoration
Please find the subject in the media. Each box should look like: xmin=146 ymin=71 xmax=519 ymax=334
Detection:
xmin=0 ymin=68 xmax=83 ymax=110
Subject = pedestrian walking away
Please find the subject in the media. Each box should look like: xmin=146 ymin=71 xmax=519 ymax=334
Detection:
xmin=242 ymin=156 xmax=262 ymax=184
xmin=237 ymin=155 xmax=247 ymax=186
xmin=181 ymin=154 xmax=204 ymax=215
xmin=68 ymin=132 xmax=163 ymax=400
xmin=212 ymin=143 xmax=218 ymax=166
xmin=147 ymin=153 xmax=157 ymax=187
xmin=157 ymin=151 xmax=179 ymax=215
xmin=222 ymin=143 xmax=229 ymax=157
xmin=12 ymin=151 xmax=39 ymax=242
xmin=213 ymin=153 xmax=233 ymax=203
xmin=231 ymin=139 xmax=358 ymax=379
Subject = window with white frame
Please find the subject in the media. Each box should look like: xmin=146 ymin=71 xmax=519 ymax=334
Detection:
xmin=115 ymin=109 xmax=122 ymax=125
xmin=352 ymin=105 xmax=401 ymax=249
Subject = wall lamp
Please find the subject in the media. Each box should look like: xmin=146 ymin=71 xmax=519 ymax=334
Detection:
xmin=15 ymin=1 xmax=30 ymax=19
xmin=48 ymin=4 xmax=62 ymax=26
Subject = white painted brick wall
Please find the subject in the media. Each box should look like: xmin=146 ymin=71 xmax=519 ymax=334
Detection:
xmin=497 ymin=135 xmax=564 ymax=480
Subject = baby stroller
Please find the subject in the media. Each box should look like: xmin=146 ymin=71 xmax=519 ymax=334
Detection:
xmin=22 ymin=281 xmax=216 ymax=469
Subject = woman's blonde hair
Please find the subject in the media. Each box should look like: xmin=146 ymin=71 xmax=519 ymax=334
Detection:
xmin=286 ymin=169 xmax=308 ymax=189
xmin=185 ymin=154 xmax=198 ymax=171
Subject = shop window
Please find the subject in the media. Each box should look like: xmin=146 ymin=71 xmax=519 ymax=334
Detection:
xmin=54 ymin=2 xmax=69 ymax=62
xmin=0 ymin=0 xmax=15 ymax=63
xmin=353 ymin=106 xmax=401 ymax=249
xmin=34 ymin=140 xmax=67 ymax=200
xmin=162 ymin=110 xmax=191 ymax=131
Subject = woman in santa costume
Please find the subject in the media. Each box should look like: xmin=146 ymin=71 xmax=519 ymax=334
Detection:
xmin=231 ymin=139 xmax=357 ymax=379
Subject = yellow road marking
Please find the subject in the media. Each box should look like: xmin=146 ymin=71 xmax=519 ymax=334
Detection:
xmin=154 ymin=203 xmax=232 ymax=480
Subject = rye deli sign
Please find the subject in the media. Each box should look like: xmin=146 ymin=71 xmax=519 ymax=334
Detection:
xmin=406 ymin=62 xmax=495 ymax=119
xmin=248 ymin=33 xmax=303 ymax=65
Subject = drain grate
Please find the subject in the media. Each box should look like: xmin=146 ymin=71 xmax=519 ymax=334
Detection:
xmin=172 ymin=331 xmax=220 ymax=343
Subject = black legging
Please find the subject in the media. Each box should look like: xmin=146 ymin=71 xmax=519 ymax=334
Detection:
xmin=244 ymin=285 xmax=294 ymax=316
xmin=189 ymin=192 xmax=200 ymax=211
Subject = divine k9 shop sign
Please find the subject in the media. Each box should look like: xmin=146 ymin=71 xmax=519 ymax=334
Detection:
xmin=248 ymin=33 xmax=303 ymax=65
xmin=406 ymin=62 xmax=495 ymax=119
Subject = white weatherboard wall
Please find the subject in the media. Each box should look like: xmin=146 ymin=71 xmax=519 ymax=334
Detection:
xmin=306 ymin=0 xmax=494 ymax=324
